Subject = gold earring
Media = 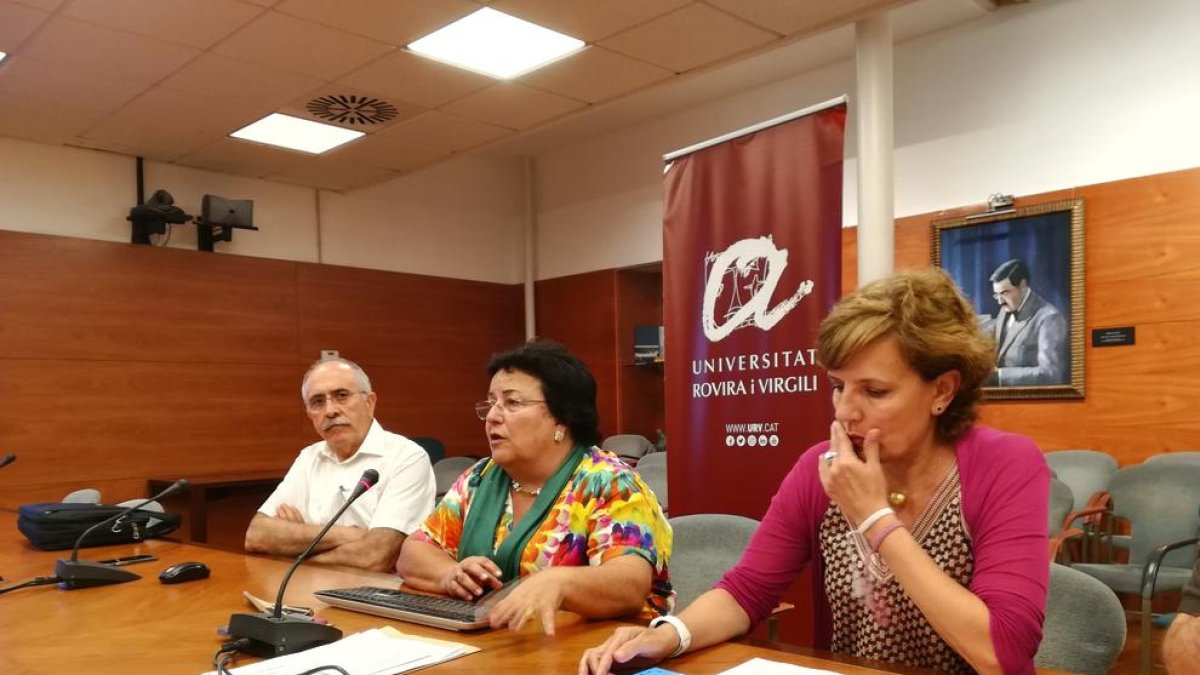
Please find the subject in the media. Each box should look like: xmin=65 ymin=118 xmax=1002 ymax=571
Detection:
xmin=934 ymin=405 xmax=944 ymax=415
xmin=554 ymin=428 xmax=564 ymax=443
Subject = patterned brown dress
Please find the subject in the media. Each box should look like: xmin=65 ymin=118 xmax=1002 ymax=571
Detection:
xmin=818 ymin=467 xmax=975 ymax=674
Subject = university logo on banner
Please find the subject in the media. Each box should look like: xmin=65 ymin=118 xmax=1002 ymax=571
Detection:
xmin=663 ymin=100 xmax=847 ymax=519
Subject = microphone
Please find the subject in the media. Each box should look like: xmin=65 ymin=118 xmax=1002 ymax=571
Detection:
xmin=227 ymin=469 xmax=379 ymax=657
xmin=0 ymin=453 xmax=15 ymax=470
xmin=54 ymin=479 xmax=189 ymax=590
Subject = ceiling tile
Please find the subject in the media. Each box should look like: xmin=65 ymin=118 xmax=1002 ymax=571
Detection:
xmin=336 ymin=50 xmax=493 ymax=108
xmin=0 ymin=90 xmax=106 ymax=143
xmin=18 ymin=15 xmax=202 ymax=84
xmin=377 ymin=110 xmax=510 ymax=153
xmin=0 ymin=1 xmax=51 ymax=50
xmin=176 ymin=137 xmax=306 ymax=178
xmin=279 ymin=84 xmax=426 ymax=132
xmin=443 ymin=82 xmax=584 ymax=130
xmin=62 ymin=0 xmax=263 ymax=50
xmin=266 ymin=150 xmax=400 ymax=191
xmin=518 ymin=45 xmax=673 ymax=104
xmin=320 ymin=133 xmax=449 ymax=173
xmin=491 ymin=0 xmax=691 ymax=42
xmin=0 ymin=58 xmax=146 ymax=113
xmin=274 ymin=0 xmax=479 ymax=46
xmin=159 ymin=53 xmax=324 ymax=111
xmin=708 ymin=0 xmax=904 ymax=36
xmin=599 ymin=4 xmax=779 ymax=74
xmin=83 ymin=88 xmax=258 ymax=160
xmin=213 ymin=10 xmax=395 ymax=81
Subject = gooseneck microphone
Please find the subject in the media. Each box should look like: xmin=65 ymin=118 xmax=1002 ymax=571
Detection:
xmin=0 ymin=453 xmax=15 ymax=470
xmin=54 ymin=478 xmax=190 ymax=590
xmin=227 ymin=469 xmax=379 ymax=657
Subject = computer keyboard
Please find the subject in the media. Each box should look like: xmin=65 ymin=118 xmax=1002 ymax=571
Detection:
xmin=315 ymin=582 xmax=518 ymax=631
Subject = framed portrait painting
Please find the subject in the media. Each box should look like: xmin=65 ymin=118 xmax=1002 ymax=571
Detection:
xmin=932 ymin=198 xmax=1084 ymax=400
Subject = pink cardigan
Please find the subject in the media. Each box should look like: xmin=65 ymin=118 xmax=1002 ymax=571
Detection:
xmin=716 ymin=425 xmax=1050 ymax=674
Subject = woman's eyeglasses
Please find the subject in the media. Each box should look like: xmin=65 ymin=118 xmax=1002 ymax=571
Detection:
xmin=474 ymin=398 xmax=545 ymax=420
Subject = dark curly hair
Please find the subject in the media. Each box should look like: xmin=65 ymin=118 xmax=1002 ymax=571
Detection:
xmin=487 ymin=339 xmax=601 ymax=447
xmin=816 ymin=267 xmax=996 ymax=443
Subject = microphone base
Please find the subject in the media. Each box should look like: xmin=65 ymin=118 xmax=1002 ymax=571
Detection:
xmin=55 ymin=559 xmax=141 ymax=589
xmin=227 ymin=612 xmax=343 ymax=657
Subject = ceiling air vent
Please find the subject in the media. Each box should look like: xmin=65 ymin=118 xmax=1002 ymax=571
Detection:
xmin=305 ymin=95 xmax=398 ymax=126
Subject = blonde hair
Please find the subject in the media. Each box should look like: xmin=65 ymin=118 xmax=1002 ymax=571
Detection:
xmin=816 ymin=267 xmax=995 ymax=442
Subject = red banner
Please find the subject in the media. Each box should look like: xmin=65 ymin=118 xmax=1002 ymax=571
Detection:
xmin=664 ymin=101 xmax=847 ymax=519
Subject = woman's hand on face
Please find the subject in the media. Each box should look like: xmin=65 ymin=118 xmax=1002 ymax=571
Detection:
xmin=818 ymin=421 xmax=889 ymax=524
xmin=440 ymin=556 xmax=503 ymax=600
xmin=577 ymin=625 xmax=677 ymax=675
xmin=487 ymin=567 xmax=568 ymax=635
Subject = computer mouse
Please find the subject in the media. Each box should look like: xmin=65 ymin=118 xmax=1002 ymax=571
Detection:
xmin=159 ymin=561 xmax=210 ymax=584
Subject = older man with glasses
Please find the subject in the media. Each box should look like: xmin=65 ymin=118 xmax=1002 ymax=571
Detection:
xmin=244 ymin=357 xmax=436 ymax=571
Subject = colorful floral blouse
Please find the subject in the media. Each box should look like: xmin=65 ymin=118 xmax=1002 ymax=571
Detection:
xmin=411 ymin=447 xmax=674 ymax=615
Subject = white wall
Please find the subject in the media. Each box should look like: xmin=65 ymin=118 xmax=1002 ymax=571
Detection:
xmin=534 ymin=0 xmax=1200 ymax=280
xmin=0 ymin=137 xmax=526 ymax=283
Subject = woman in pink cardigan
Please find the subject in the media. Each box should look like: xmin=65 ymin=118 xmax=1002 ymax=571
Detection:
xmin=580 ymin=268 xmax=1050 ymax=675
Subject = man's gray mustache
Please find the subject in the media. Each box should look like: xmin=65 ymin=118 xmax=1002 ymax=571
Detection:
xmin=322 ymin=419 xmax=350 ymax=431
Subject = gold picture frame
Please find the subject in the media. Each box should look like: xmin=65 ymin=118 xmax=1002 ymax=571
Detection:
xmin=932 ymin=198 xmax=1084 ymax=400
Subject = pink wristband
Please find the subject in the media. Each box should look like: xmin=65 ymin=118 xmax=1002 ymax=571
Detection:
xmin=870 ymin=520 xmax=905 ymax=552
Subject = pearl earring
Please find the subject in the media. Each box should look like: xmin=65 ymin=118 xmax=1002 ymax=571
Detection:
xmin=554 ymin=428 xmax=564 ymax=443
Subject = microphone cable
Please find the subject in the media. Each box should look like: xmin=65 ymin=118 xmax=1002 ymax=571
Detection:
xmin=0 ymin=575 xmax=61 ymax=595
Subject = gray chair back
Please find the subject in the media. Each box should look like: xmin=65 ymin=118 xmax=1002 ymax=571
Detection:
xmin=1048 ymin=479 xmax=1074 ymax=536
xmin=1144 ymin=451 xmax=1200 ymax=466
xmin=1035 ymin=563 xmax=1126 ymax=674
xmin=433 ymin=456 xmax=477 ymax=498
xmin=1044 ymin=450 xmax=1118 ymax=511
xmin=1107 ymin=462 xmax=1200 ymax=568
xmin=635 ymin=453 xmax=667 ymax=513
xmin=62 ymin=488 xmax=101 ymax=504
xmin=667 ymin=514 xmax=758 ymax=609
xmin=603 ymin=434 xmax=654 ymax=464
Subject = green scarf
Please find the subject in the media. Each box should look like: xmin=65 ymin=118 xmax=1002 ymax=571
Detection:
xmin=458 ymin=444 xmax=587 ymax=581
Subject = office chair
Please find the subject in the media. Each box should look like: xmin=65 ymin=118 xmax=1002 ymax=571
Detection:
xmin=433 ymin=456 xmax=477 ymax=499
xmin=1034 ymin=563 xmax=1126 ymax=675
xmin=409 ymin=436 xmax=446 ymax=465
xmin=62 ymin=488 xmax=101 ymax=504
xmin=1143 ymin=451 xmax=1200 ymax=466
xmin=635 ymin=453 xmax=667 ymax=514
xmin=1045 ymin=450 xmax=1118 ymax=561
xmin=1068 ymin=463 xmax=1200 ymax=673
xmin=667 ymin=514 xmax=758 ymax=609
xmin=602 ymin=434 xmax=654 ymax=466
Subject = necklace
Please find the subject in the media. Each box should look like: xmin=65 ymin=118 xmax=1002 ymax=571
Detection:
xmin=511 ymin=481 xmax=542 ymax=497
xmin=887 ymin=491 xmax=907 ymax=508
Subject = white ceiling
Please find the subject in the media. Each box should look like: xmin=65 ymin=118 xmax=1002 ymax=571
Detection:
xmin=0 ymin=0 xmax=998 ymax=191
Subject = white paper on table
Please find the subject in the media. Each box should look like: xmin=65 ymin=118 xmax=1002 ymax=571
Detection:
xmin=200 ymin=626 xmax=476 ymax=675
xmin=715 ymin=656 xmax=847 ymax=675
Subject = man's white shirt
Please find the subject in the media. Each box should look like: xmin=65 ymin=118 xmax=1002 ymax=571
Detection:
xmin=258 ymin=420 xmax=436 ymax=534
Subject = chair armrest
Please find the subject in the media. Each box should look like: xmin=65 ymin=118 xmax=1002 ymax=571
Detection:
xmin=1140 ymin=535 xmax=1200 ymax=601
xmin=1061 ymin=504 xmax=1109 ymax=530
xmin=1049 ymin=527 xmax=1084 ymax=561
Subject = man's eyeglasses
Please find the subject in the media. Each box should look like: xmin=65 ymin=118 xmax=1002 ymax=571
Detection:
xmin=474 ymin=398 xmax=545 ymax=420
xmin=306 ymin=389 xmax=367 ymax=412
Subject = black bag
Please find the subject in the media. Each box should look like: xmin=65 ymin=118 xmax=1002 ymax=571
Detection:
xmin=16 ymin=502 xmax=182 ymax=551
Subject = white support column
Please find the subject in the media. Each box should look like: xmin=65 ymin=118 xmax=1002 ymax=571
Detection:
xmin=855 ymin=13 xmax=895 ymax=286
xmin=523 ymin=156 xmax=537 ymax=340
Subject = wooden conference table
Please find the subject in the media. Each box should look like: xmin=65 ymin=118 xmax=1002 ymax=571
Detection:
xmin=0 ymin=523 xmax=927 ymax=675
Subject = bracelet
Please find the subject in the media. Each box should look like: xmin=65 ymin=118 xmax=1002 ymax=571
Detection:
xmin=648 ymin=614 xmax=692 ymax=658
xmin=855 ymin=507 xmax=894 ymax=536
xmin=870 ymin=520 xmax=906 ymax=552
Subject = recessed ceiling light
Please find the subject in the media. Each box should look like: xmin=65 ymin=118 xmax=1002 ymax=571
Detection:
xmin=408 ymin=7 xmax=584 ymax=80
xmin=229 ymin=113 xmax=364 ymax=154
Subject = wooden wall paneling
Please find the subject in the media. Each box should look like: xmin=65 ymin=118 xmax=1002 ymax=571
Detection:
xmin=0 ymin=230 xmax=300 ymax=363
xmin=294 ymin=263 xmax=525 ymax=458
xmin=535 ymin=271 xmax=620 ymax=440
xmin=0 ymin=360 xmax=306 ymax=509
xmin=616 ymin=269 xmax=664 ymax=440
